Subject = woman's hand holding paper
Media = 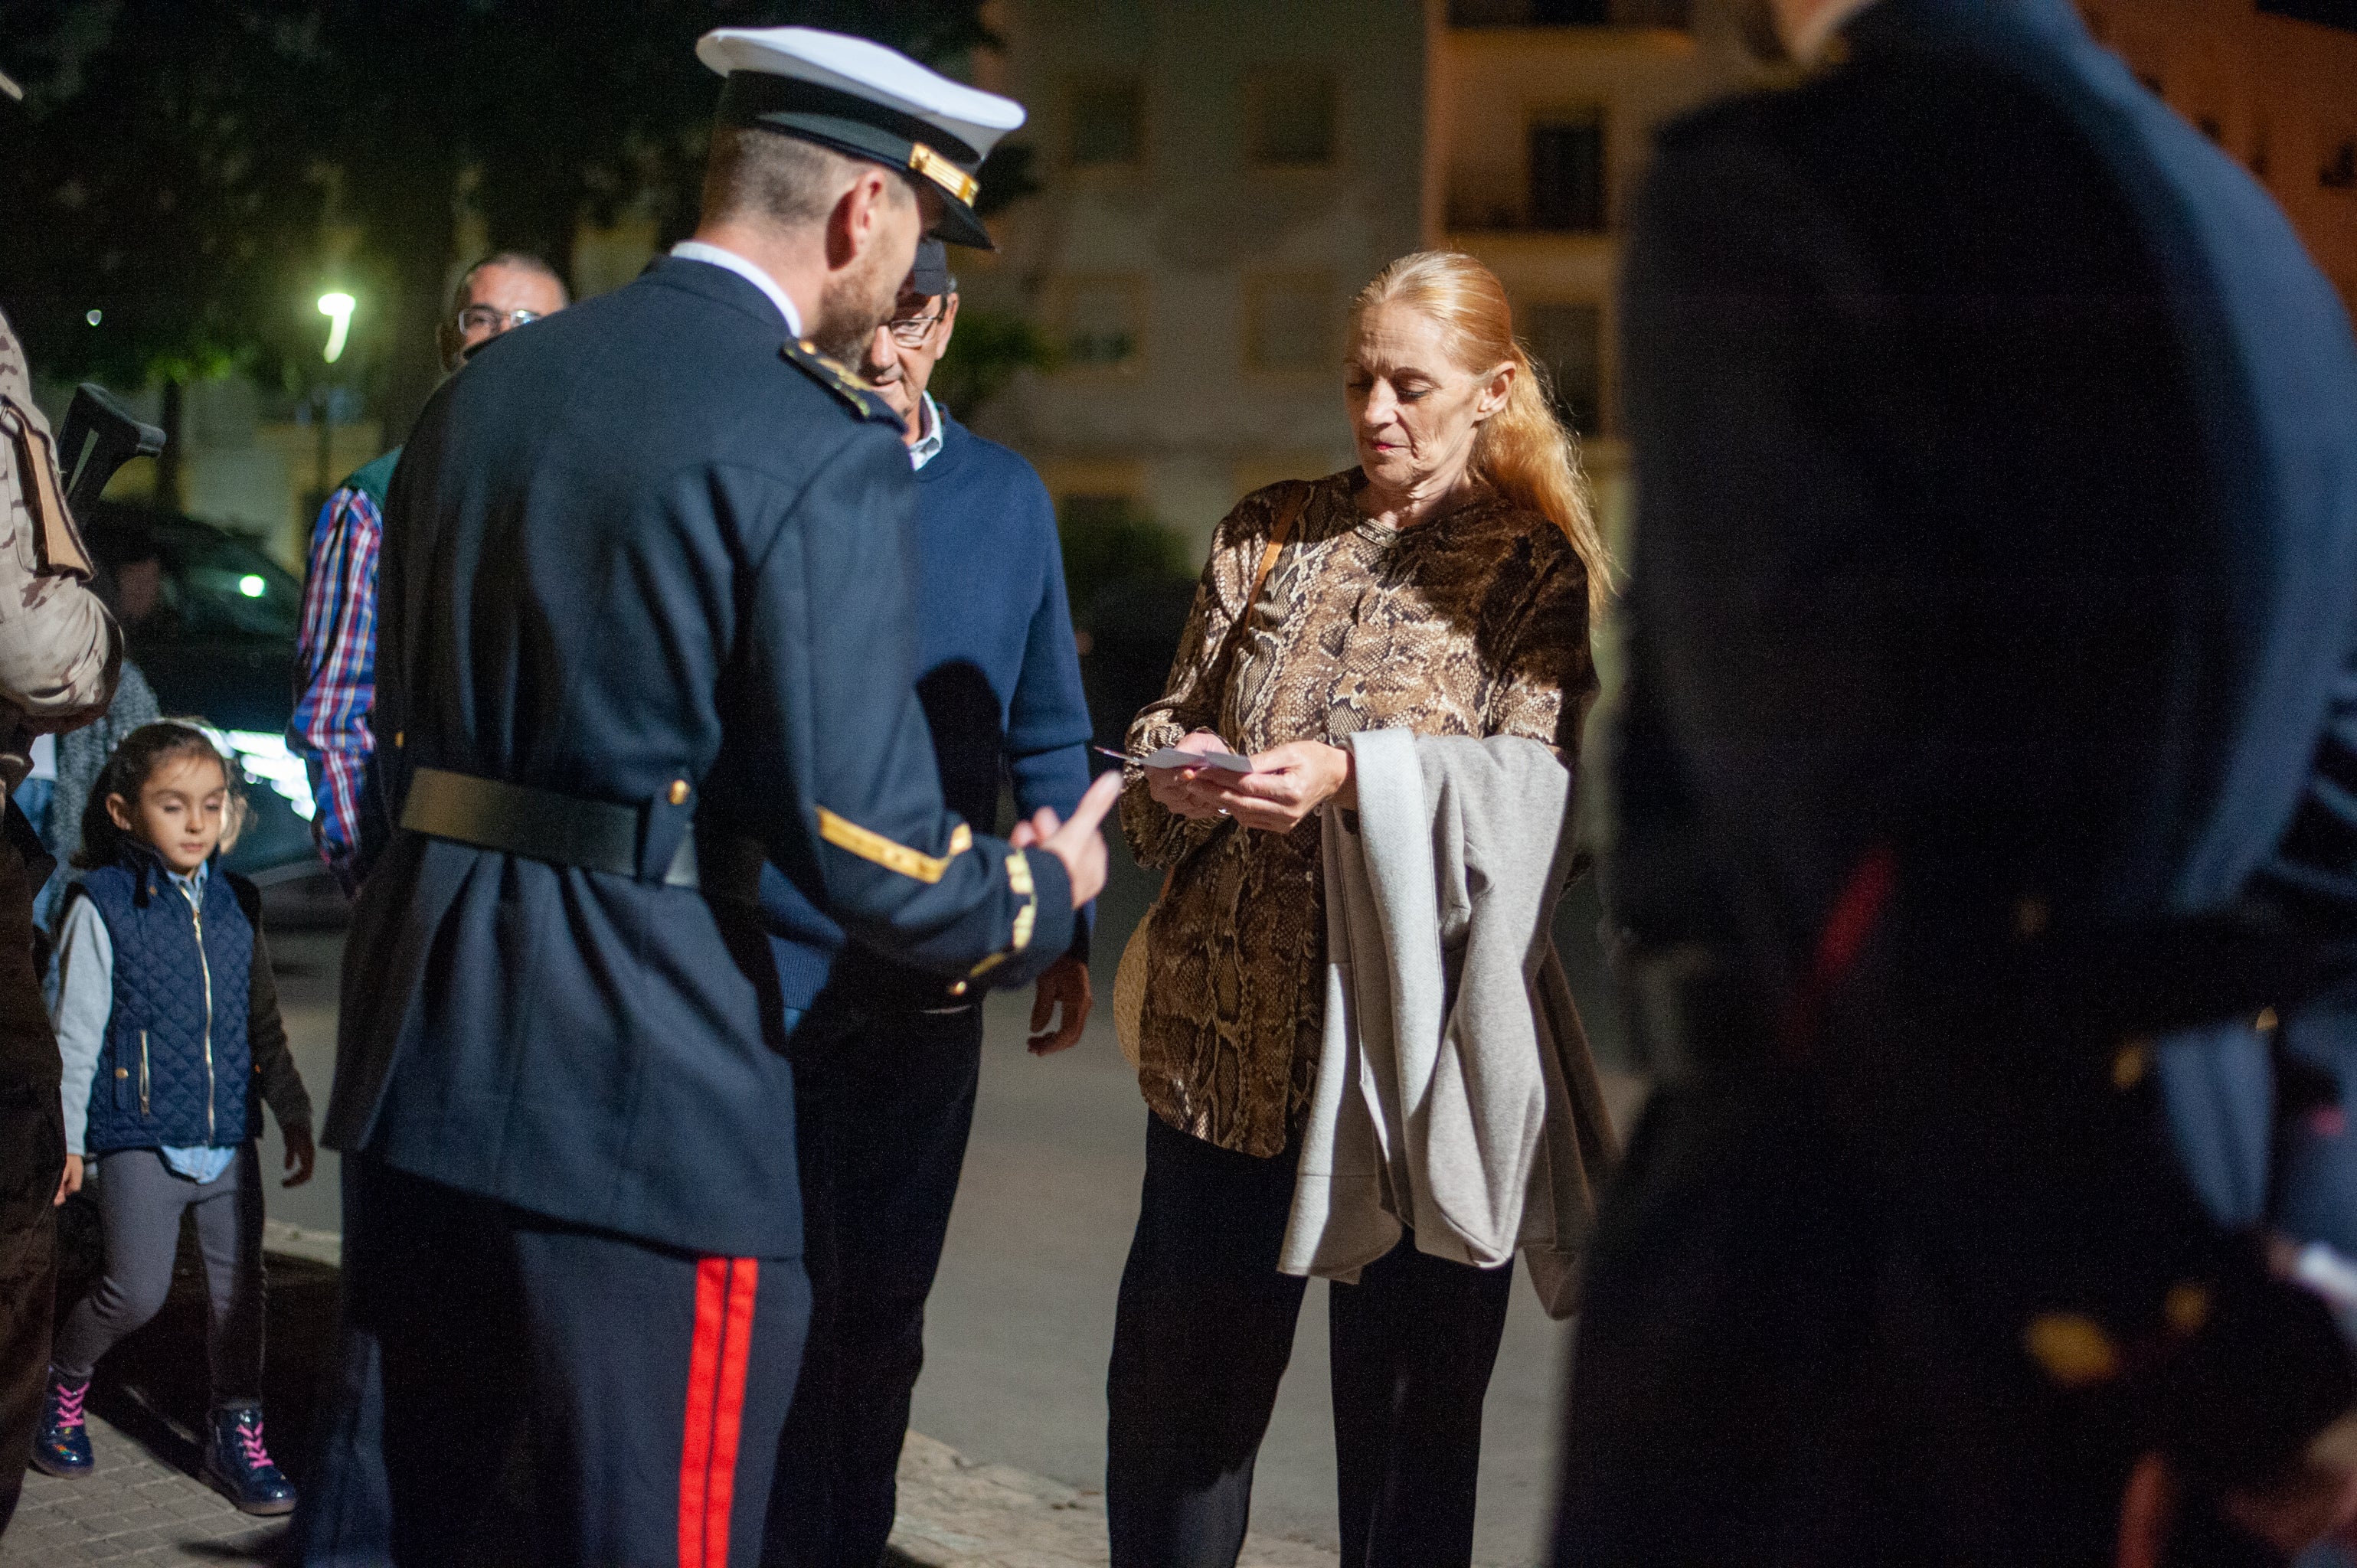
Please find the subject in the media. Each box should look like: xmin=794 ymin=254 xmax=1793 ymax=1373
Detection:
xmin=1206 ymin=740 xmax=1354 ymax=834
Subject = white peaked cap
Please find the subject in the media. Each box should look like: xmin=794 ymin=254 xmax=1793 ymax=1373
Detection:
xmin=698 ymin=27 xmax=1025 ymax=247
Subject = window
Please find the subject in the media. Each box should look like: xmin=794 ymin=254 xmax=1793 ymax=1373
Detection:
xmin=2325 ymin=134 xmax=2357 ymax=191
xmin=1530 ymin=113 xmax=1607 ymax=232
xmin=1247 ymin=70 xmax=1337 ymax=168
xmin=1070 ymin=80 xmax=1143 ymax=168
xmin=1059 ymin=276 xmax=1144 ymax=371
xmin=1245 ymin=274 xmax=1334 ymax=372
xmin=1525 ymin=301 xmax=1604 ymax=436
xmin=2260 ymin=0 xmax=2357 ymax=34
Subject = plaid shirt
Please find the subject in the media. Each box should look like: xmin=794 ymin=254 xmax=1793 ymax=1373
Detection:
xmin=291 ymin=481 xmax=381 ymax=896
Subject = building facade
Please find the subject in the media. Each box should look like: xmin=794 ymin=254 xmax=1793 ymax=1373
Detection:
xmin=976 ymin=0 xmax=2356 ymax=581
xmin=2082 ymin=0 xmax=2357 ymax=315
xmin=967 ymin=0 xmax=1434 ymax=558
xmin=968 ymin=0 xmax=1760 ymax=562
xmin=76 ymin=1 xmax=2357 ymax=583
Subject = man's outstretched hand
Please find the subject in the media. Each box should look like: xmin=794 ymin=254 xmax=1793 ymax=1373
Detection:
xmin=1028 ymin=953 xmax=1094 ymax=1055
xmin=1012 ymin=769 xmax=1122 ymax=909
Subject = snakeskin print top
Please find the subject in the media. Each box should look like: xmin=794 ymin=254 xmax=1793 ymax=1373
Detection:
xmin=1120 ymin=470 xmax=1596 ymax=1158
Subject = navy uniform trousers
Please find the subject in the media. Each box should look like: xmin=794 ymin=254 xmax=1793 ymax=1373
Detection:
xmin=299 ymin=1153 xmax=810 ymax=1566
xmin=761 ymin=998 xmax=985 ymax=1568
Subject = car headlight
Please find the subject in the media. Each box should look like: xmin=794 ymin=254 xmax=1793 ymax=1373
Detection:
xmin=222 ymin=730 xmax=316 ymax=822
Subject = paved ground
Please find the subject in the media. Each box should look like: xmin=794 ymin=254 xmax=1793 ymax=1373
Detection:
xmin=2 ymin=1408 xmax=283 ymax=1565
xmin=2 ymin=1413 xmax=1338 ymax=1566
xmin=110 ymin=842 xmax=1638 ymax=1568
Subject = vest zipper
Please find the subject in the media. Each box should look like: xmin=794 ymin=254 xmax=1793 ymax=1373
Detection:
xmin=138 ymin=1028 xmax=149 ymax=1118
xmin=180 ymin=883 xmax=216 ymax=1145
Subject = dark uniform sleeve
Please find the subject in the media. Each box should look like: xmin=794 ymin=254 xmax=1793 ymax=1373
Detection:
xmin=1615 ymin=120 xmax=2357 ymax=1490
xmin=1005 ymin=475 xmax=1097 ymax=965
xmin=232 ymin=878 xmax=312 ymax=1134
xmin=729 ymin=431 xmax=1074 ymax=989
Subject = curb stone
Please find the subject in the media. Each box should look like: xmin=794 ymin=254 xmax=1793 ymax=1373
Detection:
xmin=886 ymin=1430 xmax=1338 ymax=1567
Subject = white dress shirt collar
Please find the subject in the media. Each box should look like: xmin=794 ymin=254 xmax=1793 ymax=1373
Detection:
xmin=907 ymin=394 xmax=945 ymax=470
xmin=668 ymin=240 xmax=806 ymax=338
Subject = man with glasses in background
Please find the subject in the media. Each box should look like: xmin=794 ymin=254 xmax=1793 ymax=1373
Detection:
xmin=291 ymin=252 xmax=568 ymax=896
xmin=759 ymin=238 xmax=1096 ymax=1568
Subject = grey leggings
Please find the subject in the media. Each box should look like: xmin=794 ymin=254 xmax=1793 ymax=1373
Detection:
xmin=51 ymin=1144 xmax=264 ymax=1401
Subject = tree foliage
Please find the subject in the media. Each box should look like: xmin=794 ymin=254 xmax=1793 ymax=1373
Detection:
xmin=930 ymin=305 xmax=1055 ymax=420
xmin=0 ymin=0 xmax=1011 ymax=453
xmin=0 ymin=1 xmax=324 ymax=390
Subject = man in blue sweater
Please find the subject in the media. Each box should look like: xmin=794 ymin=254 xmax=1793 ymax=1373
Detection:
xmin=759 ymin=240 xmax=1096 ymax=1568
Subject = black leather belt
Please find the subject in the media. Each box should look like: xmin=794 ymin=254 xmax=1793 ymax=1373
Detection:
xmin=399 ymin=766 xmax=763 ymax=900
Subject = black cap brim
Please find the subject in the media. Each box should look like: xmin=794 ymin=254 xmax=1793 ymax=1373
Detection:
xmin=927 ymin=198 xmax=992 ymax=250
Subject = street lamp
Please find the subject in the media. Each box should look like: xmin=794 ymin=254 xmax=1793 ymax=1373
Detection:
xmin=317 ymin=292 xmax=355 ymax=364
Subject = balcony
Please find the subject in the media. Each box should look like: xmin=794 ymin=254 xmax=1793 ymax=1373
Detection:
xmin=1448 ymin=0 xmax=1690 ymax=26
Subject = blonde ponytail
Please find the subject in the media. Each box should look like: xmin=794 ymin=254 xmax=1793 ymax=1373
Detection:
xmin=1351 ymin=251 xmax=1616 ymax=626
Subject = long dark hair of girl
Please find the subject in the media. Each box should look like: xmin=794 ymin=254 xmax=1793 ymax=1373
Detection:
xmin=74 ymin=721 xmax=244 ymax=871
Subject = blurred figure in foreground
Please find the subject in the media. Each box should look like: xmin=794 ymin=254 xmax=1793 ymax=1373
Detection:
xmin=0 ymin=252 xmax=123 ymax=1550
xmin=21 ymin=521 xmax=164 ymax=933
xmin=289 ymin=251 xmax=567 ymax=898
xmin=1558 ymin=0 xmax=2357 ymax=1564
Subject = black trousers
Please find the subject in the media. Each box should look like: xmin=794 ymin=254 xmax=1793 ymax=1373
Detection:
xmin=1553 ymin=1076 xmax=2293 ymax=1568
xmin=1107 ymin=1114 xmax=1514 ymax=1568
xmin=0 ymin=811 xmax=60 ymax=1540
xmin=0 ymin=1090 xmax=58 ymax=1540
xmin=292 ymin=1156 xmax=809 ymax=1567
xmin=763 ymin=1001 xmax=984 ymax=1568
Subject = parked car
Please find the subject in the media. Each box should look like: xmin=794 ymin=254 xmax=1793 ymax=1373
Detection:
xmin=81 ymin=504 xmax=341 ymax=922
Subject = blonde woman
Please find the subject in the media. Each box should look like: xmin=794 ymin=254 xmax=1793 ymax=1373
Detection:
xmin=1110 ymin=251 xmax=1612 ymax=1568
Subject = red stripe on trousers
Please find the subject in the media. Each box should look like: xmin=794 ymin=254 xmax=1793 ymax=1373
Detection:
xmin=679 ymin=1256 xmax=760 ymax=1568
xmin=1780 ymin=841 xmax=1897 ymax=1059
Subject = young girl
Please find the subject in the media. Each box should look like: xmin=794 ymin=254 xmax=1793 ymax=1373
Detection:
xmin=31 ymin=721 xmax=314 ymax=1515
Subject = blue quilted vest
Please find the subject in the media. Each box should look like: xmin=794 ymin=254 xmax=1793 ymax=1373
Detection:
xmin=77 ymin=848 xmax=257 ymax=1155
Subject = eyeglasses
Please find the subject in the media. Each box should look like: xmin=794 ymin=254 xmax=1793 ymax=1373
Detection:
xmin=884 ymin=305 xmax=947 ymax=347
xmin=455 ymin=305 xmax=546 ymax=335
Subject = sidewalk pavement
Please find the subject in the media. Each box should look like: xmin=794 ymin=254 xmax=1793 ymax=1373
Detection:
xmin=2 ymin=1411 xmax=1338 ymax=1567
xmin=3 ymin=1406 xmax=283 ymax=1565
xmin=8 ymin=1203 xmax=1335 ymax=1567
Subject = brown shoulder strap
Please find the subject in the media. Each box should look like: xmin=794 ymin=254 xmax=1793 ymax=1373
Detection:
xmin=1246 ymin=481 xmax=1308 ymax=608
xmin=1208 ymin=480 xmax=1309 ymax=684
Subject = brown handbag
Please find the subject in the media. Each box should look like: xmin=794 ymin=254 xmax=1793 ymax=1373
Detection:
xmin=1113 ymin=482 xmax=1311 ymax=1068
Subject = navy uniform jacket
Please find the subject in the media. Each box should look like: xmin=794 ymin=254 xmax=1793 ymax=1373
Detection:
xmin=322 ymin=257 xmax=1074 ymax=1260
xmin=758 ymin=406 xmax=1095 ymax=1008
xmin=1592 ymin=0 xmax=2357 ymax=1520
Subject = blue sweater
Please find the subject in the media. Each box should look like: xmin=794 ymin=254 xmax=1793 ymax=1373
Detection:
xmin=758 ymin=408 xmax=1097 ymax=1008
